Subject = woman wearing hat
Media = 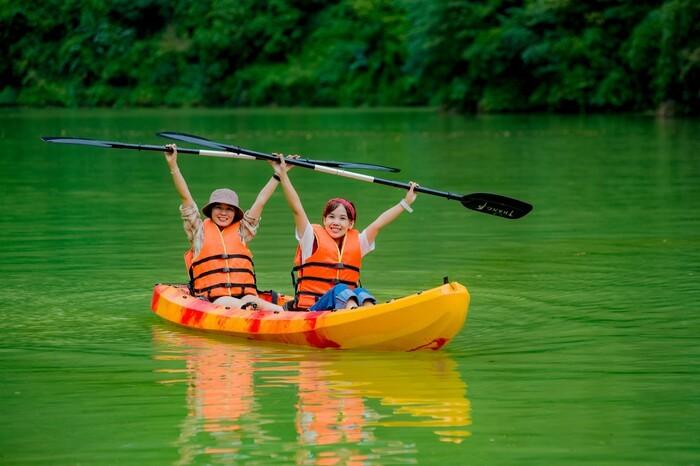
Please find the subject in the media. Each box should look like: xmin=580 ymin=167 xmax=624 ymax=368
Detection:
xmin=164 ymin=144 xmax=286 ymax=312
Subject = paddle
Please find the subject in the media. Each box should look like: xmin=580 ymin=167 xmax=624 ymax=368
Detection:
xmin=155 ymin=133 xmax=533 ymax=219
xmin=41 ymin=135 xmax=399 ymax=173
xmin=157 ymin=131 xmax=400 ymax=172
xmin=41 ymin=135 xmax=395 ymax=172
xmin=41 ymin=136 xmax=262 ymax=161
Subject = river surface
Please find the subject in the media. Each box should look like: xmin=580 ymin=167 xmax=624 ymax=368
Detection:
xmin=1 ymin=108 xmax=698 ymax=465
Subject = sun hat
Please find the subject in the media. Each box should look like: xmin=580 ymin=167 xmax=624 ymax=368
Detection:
xmin=202 ymin=188 xmax=244 ymax=223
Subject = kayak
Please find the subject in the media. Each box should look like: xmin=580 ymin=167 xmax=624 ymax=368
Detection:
xmin=150 ymin=282 xmax=469 ymax=351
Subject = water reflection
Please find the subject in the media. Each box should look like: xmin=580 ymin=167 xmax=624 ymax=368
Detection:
xmin=153 ymin=330 xmax=264 ymax=464
xmin=152 ymin=326 xmax=471 ymax=464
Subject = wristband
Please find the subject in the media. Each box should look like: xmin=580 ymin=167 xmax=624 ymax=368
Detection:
xmin=399 ymin=199 xmax=413 ymax=213
xmin=272 ymin=174 xmax=281 ymax=182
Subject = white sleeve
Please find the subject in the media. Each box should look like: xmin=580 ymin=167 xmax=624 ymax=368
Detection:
xmin=359 ymin=230 xmax=376 ymax=257
xmin=296 ymin=223 xmax=315 ymax=262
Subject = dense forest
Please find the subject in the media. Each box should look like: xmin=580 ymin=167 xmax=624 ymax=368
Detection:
xmin=1 ymin=0 xmax=698 ymax=114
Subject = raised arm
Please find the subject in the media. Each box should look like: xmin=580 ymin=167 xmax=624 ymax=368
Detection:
xmin=363 ymin=182 xmax=418 ymax=245
xmin=270 ymin=155 xmax=310 ymax=238
xmin=164 ymin=144 xmax=195 ymax=209
xmin=246 ymin=175 xmax=282 ymax=221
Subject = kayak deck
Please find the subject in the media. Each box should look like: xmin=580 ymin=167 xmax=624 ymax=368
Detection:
xmin=151 ymin=282 xmax=469 ymax=351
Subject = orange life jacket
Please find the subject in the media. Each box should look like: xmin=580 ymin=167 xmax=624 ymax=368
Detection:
xmin=184 ymin=219 xmax=257 ymax=300
xmin=292 ymin=224 xmax=362 ymax=309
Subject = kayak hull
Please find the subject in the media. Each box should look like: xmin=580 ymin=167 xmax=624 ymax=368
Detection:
xmin=150 ymin=282 xmax=469 ymax=351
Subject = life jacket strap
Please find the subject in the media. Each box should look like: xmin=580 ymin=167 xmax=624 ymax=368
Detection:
xmin=296 ymin=276 xmax=358 ymax=287
xmin=191 ymin=253 xmax=254 ymax=268
xmin=193 ymin=282 xmax=259 ymax=295
xmin=193 ymin=267 xmax=256 ymax=281
xmin=189 ymin=254 xmax=256 ymax=296
xmin=292 ymin=261 xmax=360 ymax=273
xmin=296 ymin=290 xmax=324 ymax=299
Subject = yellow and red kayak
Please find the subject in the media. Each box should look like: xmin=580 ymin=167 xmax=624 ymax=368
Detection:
xmin=150 ymin=282 xmax=469 ymax=351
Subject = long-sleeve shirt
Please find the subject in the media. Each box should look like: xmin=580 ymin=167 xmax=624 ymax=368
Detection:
xmin=179 ymin=204 xmax=260 ymax=258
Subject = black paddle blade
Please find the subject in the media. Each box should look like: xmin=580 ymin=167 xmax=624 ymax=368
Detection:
xmin=42 ymin=136 xmax=117 ymax=147
xmin=157 ymin=131 xmax=400 ymax=172
xmin=157 ymin=131 xmax=222 ymax=149
xmin=460 ymin=193 xmax=533 ymax=219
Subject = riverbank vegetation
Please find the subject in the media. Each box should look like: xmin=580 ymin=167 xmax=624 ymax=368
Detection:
xmin=1 ymin=0 xmax=697 ymax=114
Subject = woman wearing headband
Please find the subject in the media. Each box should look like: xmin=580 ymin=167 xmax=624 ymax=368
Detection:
xmin=271 ymin=155 xmax=418 ymax=311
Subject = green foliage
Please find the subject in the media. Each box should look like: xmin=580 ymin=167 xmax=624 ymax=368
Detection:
xmin=0 ymin=0 xmax=697 ymax=113
xmin=402 ymin=0 xmax=698 ymax=114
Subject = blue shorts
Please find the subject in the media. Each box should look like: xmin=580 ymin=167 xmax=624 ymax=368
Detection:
xmin=309 ymin=284 xmax=376 ymax=311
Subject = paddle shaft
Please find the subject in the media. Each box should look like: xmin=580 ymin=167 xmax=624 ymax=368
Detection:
xmin=156 ymin=134 xmax=531 ymax=214
xmin=107 ymin=141 xmax=509 ymax=207
xmin=272 ymin=152 xmax=531 ymax=218
xmin=83 ymin=141 xmax=258 ymax=161
xmin=307 ymin=162 xmax=460 ymax=200
xmin=157 ymin=131 xmax=400 ymax=172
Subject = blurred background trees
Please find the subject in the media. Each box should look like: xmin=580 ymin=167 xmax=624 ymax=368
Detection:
xmin=1 ymin=0 xmax=697 ymax=114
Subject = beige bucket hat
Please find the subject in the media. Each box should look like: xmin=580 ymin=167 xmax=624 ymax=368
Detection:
xmin=202 ymin=188 xmax=244 ymax=223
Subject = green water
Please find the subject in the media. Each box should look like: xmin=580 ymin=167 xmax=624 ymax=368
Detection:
xmin=1 ymin=108 xmax=699 ymax=465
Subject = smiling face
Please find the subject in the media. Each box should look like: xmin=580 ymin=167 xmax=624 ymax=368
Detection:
xmin=323 ymin=205 xmax=355 ymax=240
xmin=211 ymin=203 xmax=237 ymax=228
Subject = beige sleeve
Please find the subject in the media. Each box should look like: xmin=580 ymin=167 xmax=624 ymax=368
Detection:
xmin=180 ymin=203 xmax=204 ymax=257
xmin=239 ymin=210 xmax=260 ymax=244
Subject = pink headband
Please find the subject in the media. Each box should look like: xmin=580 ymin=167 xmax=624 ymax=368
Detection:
xmin=324 ymin=198 xmax=356 ymax=221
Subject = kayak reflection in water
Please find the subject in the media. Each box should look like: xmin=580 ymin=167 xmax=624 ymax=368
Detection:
xmin=270 ymin=154 xmax=418 ymax=311
xmin=164 ymin=144 xmax=290 ymax=312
